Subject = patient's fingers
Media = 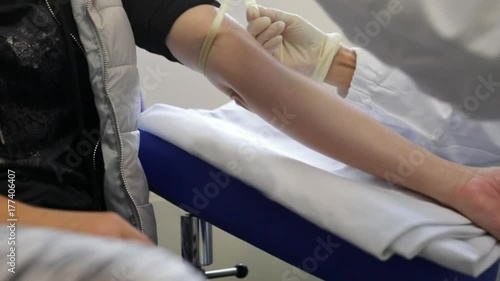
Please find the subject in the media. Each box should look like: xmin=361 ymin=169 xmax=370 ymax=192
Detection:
xmin=247 ymin=16 xmax=271 ymax=36
xmin=60 ymin=211 xmax=154 ymax=246
xmin=119 ymin=223 xmax=154 ymax=246
xmin=102 ymin=212 xmax=154 ymax=246
xmin=262 ymin=35 xmax=282 ymax=53
xmin=256 ymin=21 xmax=285 ymax=45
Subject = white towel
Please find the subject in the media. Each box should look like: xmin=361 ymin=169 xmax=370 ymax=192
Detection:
xmin=139 ymin=102 xmax=500 ymax=277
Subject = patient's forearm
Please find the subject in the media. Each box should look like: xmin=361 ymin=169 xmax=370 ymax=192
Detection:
xmin=167 ymin=6 xmax=473 ymax=205
xmin=0 ymin=195 xmax=39 ymax=224
xmin=0 ymin=195 xmax=152 ymax=244
xmin=211 ymin=37 xmax=471 ymax=204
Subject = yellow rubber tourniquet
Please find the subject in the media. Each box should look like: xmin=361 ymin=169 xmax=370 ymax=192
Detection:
xmin=198 ymin=0 xmax=257 ymax=73
xmin=245 ymin=0 xmax=256 ymax=7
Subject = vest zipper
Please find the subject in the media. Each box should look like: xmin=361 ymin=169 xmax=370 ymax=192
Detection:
xmin=92 ymin=137 xmax=103 ymax=211
xmin=69 ymin=33 xmax=87 ymax=56
xmin=85 ymin=0 xmax=144 ymax=232
xmin=45 ymin=0 xmax=86 ymax=56
xmin=92 ymin=138 xmax=101 ymax=171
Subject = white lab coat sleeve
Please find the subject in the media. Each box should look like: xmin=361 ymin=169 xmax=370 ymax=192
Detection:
xmin=0 ymin=226 xmax=204 ymax=281
xmin=345 ymin=48 xmax=500 ymax=166
xmin=315 ymin=0 xmax=500 ymax=119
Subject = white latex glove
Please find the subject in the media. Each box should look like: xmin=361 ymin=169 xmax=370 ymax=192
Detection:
xmin=246 ymin=5 xmax=342 ymax=82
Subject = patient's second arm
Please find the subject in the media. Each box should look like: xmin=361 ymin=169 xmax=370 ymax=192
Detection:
xmin=166 ymin=6 xmax=500 ymax=240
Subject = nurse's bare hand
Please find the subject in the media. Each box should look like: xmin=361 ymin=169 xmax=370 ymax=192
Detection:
xmin=451 ymin=167 xmax=500 ymax=240
xmin=0 ymin=196 xmax=153 ymax=246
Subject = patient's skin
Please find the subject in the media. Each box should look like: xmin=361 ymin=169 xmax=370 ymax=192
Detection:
xmin=0 ymin=195 xmax=153 ymax=245
xmin=1 ymin=5 xmax=498 ymax=244
xmin=167 ymin=5 xmax=500 ymax=240
xmin=332 ymin=51 xmax=500 ymax=238
xmin=319 ymin=46 xmax=500 ymax=239
xmin=453 ymin=168 xmax=500 ymax=239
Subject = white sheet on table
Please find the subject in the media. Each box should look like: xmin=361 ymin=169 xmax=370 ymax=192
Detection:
xmin=139 ymin=102 xmax=500 ymax=277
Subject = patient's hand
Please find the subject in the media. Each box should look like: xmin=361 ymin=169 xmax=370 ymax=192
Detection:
xmin=451 ymin=168 xmax=500 ymax=240
xmin=48 ymin=209 xmax=155 ymax=246
xmin=0 ymin=196 xmax=153 ymax=245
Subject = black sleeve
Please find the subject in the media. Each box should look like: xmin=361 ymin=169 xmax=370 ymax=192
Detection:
xmin=122 ymin=0 xmax=220 ymax=62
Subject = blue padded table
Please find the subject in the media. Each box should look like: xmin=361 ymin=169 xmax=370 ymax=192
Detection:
xmin=139 ymin=129 xmax=499 ymax=281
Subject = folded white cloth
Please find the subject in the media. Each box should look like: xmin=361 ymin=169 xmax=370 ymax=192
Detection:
xmin=139 ymin=102 xmax=500 ymax=277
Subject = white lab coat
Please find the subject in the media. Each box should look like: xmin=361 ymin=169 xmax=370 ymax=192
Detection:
xmin=346 ymin=48 xmax=500 ymax=166
xmin=316 ymin=0 xmax=500 ymax=119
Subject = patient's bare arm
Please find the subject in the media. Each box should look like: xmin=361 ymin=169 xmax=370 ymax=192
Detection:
xmin=166 ymin=5 xmax=500 ymax=240
xmin=0 ymin=195 xmax=152 ymax=245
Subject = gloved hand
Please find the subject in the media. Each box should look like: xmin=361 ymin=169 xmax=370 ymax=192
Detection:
xmin=246 ymin=5 xmax=342 ymax=82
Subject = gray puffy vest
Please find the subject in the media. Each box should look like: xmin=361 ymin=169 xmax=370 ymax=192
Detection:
xmin=70 ymin=0 xmax=157 ymax=242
